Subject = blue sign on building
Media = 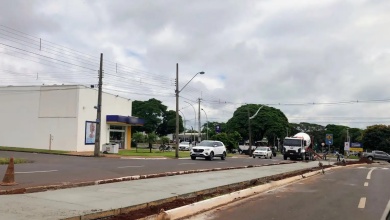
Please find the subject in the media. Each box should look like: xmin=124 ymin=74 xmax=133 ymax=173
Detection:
xmin=215 ymin=125 xmax=221 ymax=133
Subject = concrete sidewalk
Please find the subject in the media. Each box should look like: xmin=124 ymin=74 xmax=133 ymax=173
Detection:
xmin=0 ymin=161 xmax=322 ymax=220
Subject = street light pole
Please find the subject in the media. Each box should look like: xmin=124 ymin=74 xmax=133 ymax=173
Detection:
xmin=179 ymin=110 xmax=186 ymax=141
xmin=175 ymin=64 xmax=204 ymax=158
xmin=201 ymin=108 xmax=208 ymax=140
xmin=184 ymin=101 xmax=196 ymax=142
xmin=248 ymin=105 xmax=263 ymax=156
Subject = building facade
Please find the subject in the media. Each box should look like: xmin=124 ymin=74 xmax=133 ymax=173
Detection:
xmin=0 ymin=85 xmax=143 ymax=152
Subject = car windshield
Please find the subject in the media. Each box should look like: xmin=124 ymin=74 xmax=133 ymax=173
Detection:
xmin=283 ymin=139 xmax=302 ymax=146
xmin=180 ymin=142 xmax=189 ymax=145
xmin=256 ymin=147 xmax=267 ymax=151
xmin=198 ymin=141 xmax=217 ymax=147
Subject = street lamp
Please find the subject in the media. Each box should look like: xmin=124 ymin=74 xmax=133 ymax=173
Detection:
xmin=248 ymin=105 xmax=263 ymax=156
xmin=178 ymin=110 xmax=186 ymax=141
xmin=175 ymin=63 xmax=204 ymax=158
xmin=184 ymin=101 xmax=197 ymax=142
xmin=201 ymin=108 xmax=208 ymax=140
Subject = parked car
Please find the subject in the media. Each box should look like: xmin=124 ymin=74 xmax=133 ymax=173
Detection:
xmin=178 ymin=141 xmax=192 ymax=151
xmin=363 ymin=150 xmax=390 ymax=162
xmin=252 ymin=146 xmax=273 ymax=159
xmin=190 ymin=140 xmax=227 ymax=161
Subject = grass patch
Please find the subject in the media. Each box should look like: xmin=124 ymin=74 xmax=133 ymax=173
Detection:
xmin=0 ymin=146 xmax=69 ymax=155
xmin=118 ymin=148 xmax=191 ymax=158
xmin=0 ymin=158 xmax=31 ymax=165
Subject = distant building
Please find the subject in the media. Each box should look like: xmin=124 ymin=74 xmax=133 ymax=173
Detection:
xmin=0 ymin=85 xmax=143 ymax=152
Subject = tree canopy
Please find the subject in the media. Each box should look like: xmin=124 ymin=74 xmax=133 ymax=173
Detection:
xmin=362 ymin=125 xmax=390 ymax=152
xmin=226 ymin=104 xmax=289 ymax=144
xmin=156 ymin=110 xmax=184 ymax=136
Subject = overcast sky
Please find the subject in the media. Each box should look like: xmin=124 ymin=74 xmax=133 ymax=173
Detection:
xmin=1 ymin=0 xmax=390 ymax=130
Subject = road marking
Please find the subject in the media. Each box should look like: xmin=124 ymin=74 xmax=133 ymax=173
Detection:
xmin=357 ymin=167 xmax=366 ymax=169
xmin=358 ymin=197 xmax=366 ymax=209
xmin=366 ymin=167 xmax=377 ymax=180
xmin=15 ymin=170 xmax=58 ymax=174
xmin=382 ymin=168 xmax=389 ymax=170
xmin=178 ymin=163 xmax=196 ymax=165
xmin=364 ymin=182 xmax=369 ymax=187
xmin=117 ymin=165 xmax=144 ymax=169
xmin=218 ymin=162 xmax=228 ymax=163
xmin=380 ymin=199 xmax=390 ymax=220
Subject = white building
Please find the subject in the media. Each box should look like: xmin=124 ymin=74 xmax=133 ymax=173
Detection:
xmin=0 ymin=85 xmax=144 ymax=152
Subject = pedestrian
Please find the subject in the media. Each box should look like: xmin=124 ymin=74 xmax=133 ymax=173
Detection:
xmin=336 ymin=151 xmax=340 ymax=162
xmin=323 ymin=150 xmax=328 ymax=160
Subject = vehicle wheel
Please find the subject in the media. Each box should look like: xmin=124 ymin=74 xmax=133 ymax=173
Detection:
xmin=221 ymin=152 xmax=226 ymax=160
xmin=367 ymin=156 xmax=373 ymax=161
xmin=253 ymin=155 xmax=255 ymax=158
xmin=283 ymin=155 xmax=287 ymax=160
xmin=191 ymin=156 xmax=196 ymax=160
xmin=270 ymin=155 xmax=272 ymax=159
xmin=207 ymin=152 xmax=214 ymax=161
xmin=265 ymin=156 xmax=268 ymax=159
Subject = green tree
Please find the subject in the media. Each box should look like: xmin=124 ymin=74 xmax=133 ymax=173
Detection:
xmin=226 ymin=104 xmax=289 ymax=143
xmin=146 ymin=132 xmax=158 ymax=153
xmin=160 ymin=136 xmax=170 ymax=144
xmin=156 ymin=110 xmax=184 ymax=136
xmin=132 ymin=132 xmax=145 ymax=152
xmin=211 ymin=131 xmax=242 ymax=152
xmin=362 ymin=125 xmax=390 ymax=152
xmin=132 ymin=98 xmax=168 ymax=133
xmin=202 ymin=121 xmax=227 ymax=139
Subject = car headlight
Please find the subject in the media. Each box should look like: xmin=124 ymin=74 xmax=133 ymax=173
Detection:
xmin=204 ymin=148 xmax=210 ymax=152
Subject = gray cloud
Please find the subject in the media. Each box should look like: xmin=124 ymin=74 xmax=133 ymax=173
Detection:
xmin=1 ymin=0 xmax=390 ymax=128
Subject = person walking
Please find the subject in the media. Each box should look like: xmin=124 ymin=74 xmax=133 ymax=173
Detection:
xmin=323 ymin=150 xmax=328 ymax=160
xmin=336 ymin=151 xmax=341 ymax=162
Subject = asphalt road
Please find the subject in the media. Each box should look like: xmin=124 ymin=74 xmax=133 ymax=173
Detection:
xmin=187 ymin=163 xmax=390 ymax=220
xmin=0 ymin=151 xmax=285 ymax=190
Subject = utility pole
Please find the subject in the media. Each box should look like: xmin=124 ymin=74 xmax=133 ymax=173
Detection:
xmin=175 ymin=63 xmax=179 ymax=158
xmin=94 ymin=53 xmax=103 ymax=157
xmin=198 ymin=98 xmax=201 ymax=142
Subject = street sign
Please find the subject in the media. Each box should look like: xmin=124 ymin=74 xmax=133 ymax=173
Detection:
xmin=325 ymin=134 xmax=333 ymax=145
xmin=344 ymin=142 xmax=350 ymax=151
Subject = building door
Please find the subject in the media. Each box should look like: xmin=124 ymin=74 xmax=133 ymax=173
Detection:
xmin=109 ymin=125 xmax=126 ymax=149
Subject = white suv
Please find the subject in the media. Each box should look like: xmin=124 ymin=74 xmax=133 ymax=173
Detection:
xmin=190 ymin=140 xmax=227 ymax=161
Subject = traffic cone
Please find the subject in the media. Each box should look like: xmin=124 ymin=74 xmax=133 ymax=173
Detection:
xmin=1 ymin=157 xmax=17 ymax=186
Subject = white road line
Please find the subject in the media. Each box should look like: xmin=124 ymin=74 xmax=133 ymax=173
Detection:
xmin=380 ymin=199 xmax=390 ymax=220
xmin=382 ymin=168 xmax=389 ymax=170
xmin=15 ymin=170 xmax=58 ymax=174
xmin=366 ymin=167 xmax=377 ymax=180
xmin=178 ymin=163 xmax=196 ymax=165
xmin=117 ymin=165 xmax=144 ymax=169
xmin=358 ymin=197 xmax=366 ymax=209
xmin=364 ymin=182 xmax=369 ymax=187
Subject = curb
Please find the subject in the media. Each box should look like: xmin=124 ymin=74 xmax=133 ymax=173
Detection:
xmin=0 ymin=161 xmax=296 ymax=195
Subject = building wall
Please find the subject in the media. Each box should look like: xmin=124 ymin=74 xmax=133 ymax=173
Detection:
xmin=77 ymin=87 xmax=132 ymax=152
xmin=0 ymin=85 xmax=79 ymax=151
xmin=0 ymin=85 xmax=133 ymax=152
